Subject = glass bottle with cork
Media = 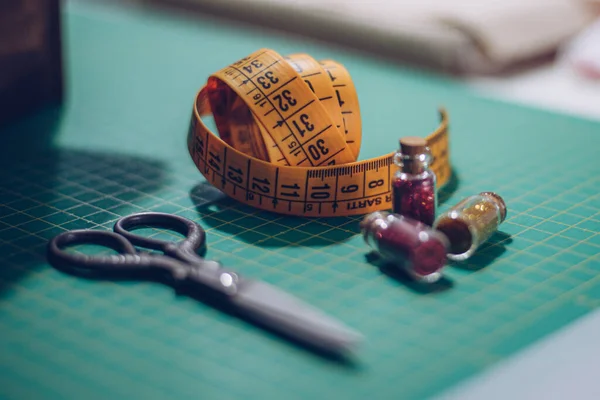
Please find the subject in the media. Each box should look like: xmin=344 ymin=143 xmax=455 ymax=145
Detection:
xmin=392 ymin=136 xmax=437 ymax=226
xmin=361 ymin=211 xmax=449 ymax=282
xmin=433 ymin=192 xmax=507 ymax=261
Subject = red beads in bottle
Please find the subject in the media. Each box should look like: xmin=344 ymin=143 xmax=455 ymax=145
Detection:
xmin=360 ymin=212 xmax=449 ymax=282
xmin=392 ymin=137 xmax=437 ymax=226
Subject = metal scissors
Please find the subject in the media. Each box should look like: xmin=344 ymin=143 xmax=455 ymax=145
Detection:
xmin=46 ymin=212 xmax=362 ymax=354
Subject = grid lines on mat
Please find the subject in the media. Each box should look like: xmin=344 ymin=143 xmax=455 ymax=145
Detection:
xmin=0 ymin=138 xmax=598 ymax=400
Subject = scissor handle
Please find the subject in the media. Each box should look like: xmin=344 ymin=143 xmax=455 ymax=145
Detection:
xmin=113 ymin=212 xmax=206 ymax=256
xmin=47 ymin=229 xmax=141 ymax=272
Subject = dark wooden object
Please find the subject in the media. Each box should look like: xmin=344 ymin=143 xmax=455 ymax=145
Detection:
xmin=0 ymin=0 xmax=63 ymax=127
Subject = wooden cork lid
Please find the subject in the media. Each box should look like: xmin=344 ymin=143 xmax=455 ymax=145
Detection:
xmin=399 ymin=137 xmax=427 ymax=155
xmin=399 ymin=137 xmax=429 ymax=174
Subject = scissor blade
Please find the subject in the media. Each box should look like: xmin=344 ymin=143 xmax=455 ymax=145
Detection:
xmin=231 ymin=280 xmax=363 ymax=353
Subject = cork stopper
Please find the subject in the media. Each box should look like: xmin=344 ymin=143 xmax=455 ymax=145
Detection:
xmin=481 ymin=192 xmax=507 ymax=222
xmin=398 ymin=137 xmax=429 ymax=174
xmin=399 ymin=137 xmax=427 ymax=155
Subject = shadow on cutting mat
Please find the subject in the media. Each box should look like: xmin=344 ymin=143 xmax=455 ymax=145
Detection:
xmin=189 ymin=182 xmax=357 ymax=247
xmin=365 ymin=252 xmax=454 ymax=294
xmin=449 ymin=231 xmax=513 ymax=272
xmin=189 ymin=170 xmax=459 ymax=248
xmin=437 ymin=170 xmax=460 ymax=205
xmin=0 ymin=107 xmax=167 ymax=297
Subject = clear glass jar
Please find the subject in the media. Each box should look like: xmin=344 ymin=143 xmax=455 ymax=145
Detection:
xmin=361 ymin=211 xmax=449 ymax=282
xmin=392 ymin=137 xmax=437 ymax=226
xmin=433 ymin=192 xmax=507 ymax=261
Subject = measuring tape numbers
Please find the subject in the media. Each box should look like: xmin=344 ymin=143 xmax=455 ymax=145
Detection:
xmin=187 ymin=49 xmax=451 ymax=217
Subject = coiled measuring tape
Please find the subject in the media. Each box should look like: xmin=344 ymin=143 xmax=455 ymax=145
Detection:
xmin=187 ymin=49 xmax=450 ymax=217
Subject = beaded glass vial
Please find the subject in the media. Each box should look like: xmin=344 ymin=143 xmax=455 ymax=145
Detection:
xmin=391 ymin=137 xmax=437 ymax=226
xmin=433 ymin=192 xmax=507 ymax=261
xmin=360 ymin=211 xmax=449 ymax=282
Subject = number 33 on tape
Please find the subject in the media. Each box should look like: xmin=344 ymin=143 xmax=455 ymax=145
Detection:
xmin=187 ymin=49 xmax=451 ymax=217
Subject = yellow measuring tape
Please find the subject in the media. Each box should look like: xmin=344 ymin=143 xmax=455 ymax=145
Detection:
xmin=187 ymin=49 xmax=450 ymax=217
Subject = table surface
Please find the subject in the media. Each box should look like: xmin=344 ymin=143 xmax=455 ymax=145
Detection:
xmin=0 ymin=2 xmax=599 ymax=399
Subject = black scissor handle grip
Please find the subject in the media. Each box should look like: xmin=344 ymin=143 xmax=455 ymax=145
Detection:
xmin=47 ymin=229 xmax=139 ymax=272
xmin=114 ymin=212 xmax=206 ymax=255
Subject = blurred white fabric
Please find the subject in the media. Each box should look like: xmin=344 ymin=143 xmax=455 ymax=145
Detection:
xmin=167 ymin=0 xmax=597 ymax=73
xmin=561 ymin=17 xmax=600 ymax=79
xmin=159 ymin=0 xmax=600 ymax=118
xmin=466 ymin=17 xmax=600 ymax=121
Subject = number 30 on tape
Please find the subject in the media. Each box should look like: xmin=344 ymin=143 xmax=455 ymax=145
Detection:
xmin=187 ymin=49 xmax=451 ymax=217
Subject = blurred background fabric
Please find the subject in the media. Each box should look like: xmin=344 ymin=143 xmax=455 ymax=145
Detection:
xmin=147 ymin=0 xmax=599 ymax=74
xmin=1 ymin=0 xmax=598 ymax=125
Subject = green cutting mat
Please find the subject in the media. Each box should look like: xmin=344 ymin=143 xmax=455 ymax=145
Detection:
xmin=1 ymin=2 xmax=599 ymax=399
